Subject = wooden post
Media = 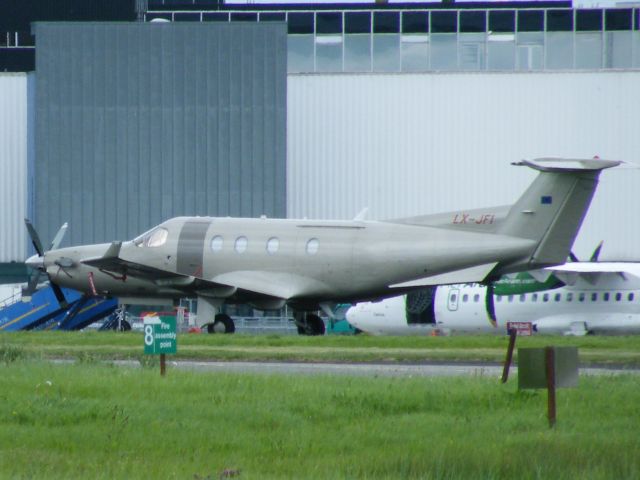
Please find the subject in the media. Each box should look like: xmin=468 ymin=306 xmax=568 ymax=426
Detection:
xmin=501 ymin=329 xmax=517 ymax=383
xmin=545 ymin=346 xmax=556 ymax=427
xmin=160 ymin=353 xmax=166 ymax=377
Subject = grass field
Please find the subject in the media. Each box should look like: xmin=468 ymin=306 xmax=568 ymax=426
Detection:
xmin=2 ymin=331 xmax=640 ymax=365
xmin=1 ymin=356 xmax=639 ymax=479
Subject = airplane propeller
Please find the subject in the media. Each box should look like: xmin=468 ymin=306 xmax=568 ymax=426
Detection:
xmin=23 ymin=219 xmax=69 ymax=308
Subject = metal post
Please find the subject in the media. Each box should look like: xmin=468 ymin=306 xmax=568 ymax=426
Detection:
xmin=160 ymin=353 xmax=166 ymax=377
xmin=501 ymin=329 xmax=517 ymax=383
xmin=545 ymin=346 xmax=556 ymax=427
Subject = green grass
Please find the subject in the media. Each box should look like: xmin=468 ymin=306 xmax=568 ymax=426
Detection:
xmin=2 ymin=331 xmax=640 ymax=365
xmin=0 ymin=359 xmax=639 ymax=479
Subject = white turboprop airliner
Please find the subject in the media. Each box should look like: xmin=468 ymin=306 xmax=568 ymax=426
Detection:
xmin=346 ymin=262 xmax=640 ymax=336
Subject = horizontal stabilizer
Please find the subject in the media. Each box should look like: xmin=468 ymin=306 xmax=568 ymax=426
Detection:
xmin=514 ymin=158 xmax=622 ymax=172
xmin=545 ymin=262 xmax=640 ymax=285
xmin=390 ymin=262 xmax=498 ymax=288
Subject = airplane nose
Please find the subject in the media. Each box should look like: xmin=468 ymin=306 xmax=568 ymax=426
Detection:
xmin=25 ymin=254 xmax=44 ymax=269
xmin=345 ymin=308 xmax=359 ymax=327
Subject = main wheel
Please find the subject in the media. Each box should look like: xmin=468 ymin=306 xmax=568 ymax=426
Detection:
xmin=306 ymin=314 xmax=325 ymax=336
xmin=207 ymin=314 xmax=236 ymax=334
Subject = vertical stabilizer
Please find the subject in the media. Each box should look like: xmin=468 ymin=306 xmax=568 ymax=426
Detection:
xmin=498 ymin=158 xmax=620 ymax=267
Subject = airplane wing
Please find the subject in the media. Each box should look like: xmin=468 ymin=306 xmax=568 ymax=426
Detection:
xmin=390 ymin=262 xmax=498 ymax=288
xmin=82 ymin=242 xmax=183 ymax=281
xmin=82 ymin=242 xmax=325 ymax=300
xmin=210 ymin=271 xmax=331 ymax=300
xmin=545 ymin=262 xmax=640 ymax=285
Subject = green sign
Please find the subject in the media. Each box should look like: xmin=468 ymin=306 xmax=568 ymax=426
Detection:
xmin=143 ymin=316 xmax=177 ymax=355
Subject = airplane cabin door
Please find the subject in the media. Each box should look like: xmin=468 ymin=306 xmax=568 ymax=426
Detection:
xmin=447 ymin=288 xmax=460 ymax=311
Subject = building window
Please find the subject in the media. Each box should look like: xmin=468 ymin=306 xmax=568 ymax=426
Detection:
xmin=517 ymin=10 xmax=544 ymax=32
xmin=374 ymin=11 xmax=400 ymax=33
xmin=345 ymin=11 xmax=371 ymax=34
xmin=431 ymin=11 xmax=457 ymax=33
xmin=266 ymin=237 xmax=279 ymax=255
xmin=306 ymin=238 xmax=319 ymax=255
xmin=577 ymin=9 xmax=603 ymax=31
xmin=288 ymin=12 xmax=314 ymax=34
xmin=489 ymin=10 xmax=515 ymax=33
xmin=402 ymin=12 xmax=429 ymax=33
xmin=460 ymin=11 xmax=486 ymax=33
xmin=547 ymin=10 xmax=574 ymax=32
xmin=605 ymin=9 xmax=632 ymax=31
xmin=211 ymin=235 xmax=223 ymax=252
xmin=316 ymin=12 xmax=342 ymax=34
xmin=235 ymin=236 xmax=248 ymax=254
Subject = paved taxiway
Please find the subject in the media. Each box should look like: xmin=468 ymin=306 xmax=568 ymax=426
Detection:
xmin=109 ymin=360 xmax=640 ymax=377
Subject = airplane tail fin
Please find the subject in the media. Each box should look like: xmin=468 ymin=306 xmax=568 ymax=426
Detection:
xmin=498 ymin=158 xmax=620 ymax=268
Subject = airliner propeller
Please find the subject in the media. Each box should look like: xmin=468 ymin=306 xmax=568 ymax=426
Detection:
xmin=23 ymin=219 xmax=69 ymax=308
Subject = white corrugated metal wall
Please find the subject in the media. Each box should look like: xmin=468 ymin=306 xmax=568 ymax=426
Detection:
xmin=288 ymin=71 xmax=640 ymax=261
xmin=0 ymin=73 xmax=27 ymax=262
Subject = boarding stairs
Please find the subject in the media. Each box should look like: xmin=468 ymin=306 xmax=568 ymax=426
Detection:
xmin=0 ymin=284 xmax=117 ymax=331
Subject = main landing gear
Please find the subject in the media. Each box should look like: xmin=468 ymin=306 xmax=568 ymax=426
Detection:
xmin=206 ymin=313 xmax=236 ymax=334
xmin=295 ymin=312 xmax=326 ymax=336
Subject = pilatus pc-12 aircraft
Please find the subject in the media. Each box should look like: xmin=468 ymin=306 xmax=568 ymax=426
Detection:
xmin=25 ymin=158 xmax=620 ymax=335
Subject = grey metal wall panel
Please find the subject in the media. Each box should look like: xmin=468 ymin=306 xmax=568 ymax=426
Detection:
xmin=288 ymin=71 xmax=640 ymax=261
xmin=0 ymin=73 xmax=28 ymax=262
xmin=34 ymin=22 xmax=286 ymax=247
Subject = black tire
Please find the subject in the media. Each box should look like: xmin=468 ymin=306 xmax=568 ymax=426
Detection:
xmin=306 ymin=314 xmax=325 ymax=336
xmin=208 ymin=314 xmax=235 ymax=334
xmin=117 ymin=320 xmax=131 ymax=331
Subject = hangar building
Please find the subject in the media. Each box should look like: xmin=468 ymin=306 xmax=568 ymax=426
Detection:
xmin=1 ymin=0 xmax=640 ymax=285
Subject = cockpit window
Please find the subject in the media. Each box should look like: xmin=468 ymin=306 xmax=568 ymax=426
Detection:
xmin=135 ymin=227 xmax=168 ymax=248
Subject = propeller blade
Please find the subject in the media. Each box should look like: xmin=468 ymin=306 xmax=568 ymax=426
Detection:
xmin=25 ymin=219 xmax=44 ymax=256
xmin=50 ymin=283 xmax=68 ymax=309
xmin=49 ymin=222 xmax=68 ymax=251
xmin=590 ymin=241 xmax=604 ymax=262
